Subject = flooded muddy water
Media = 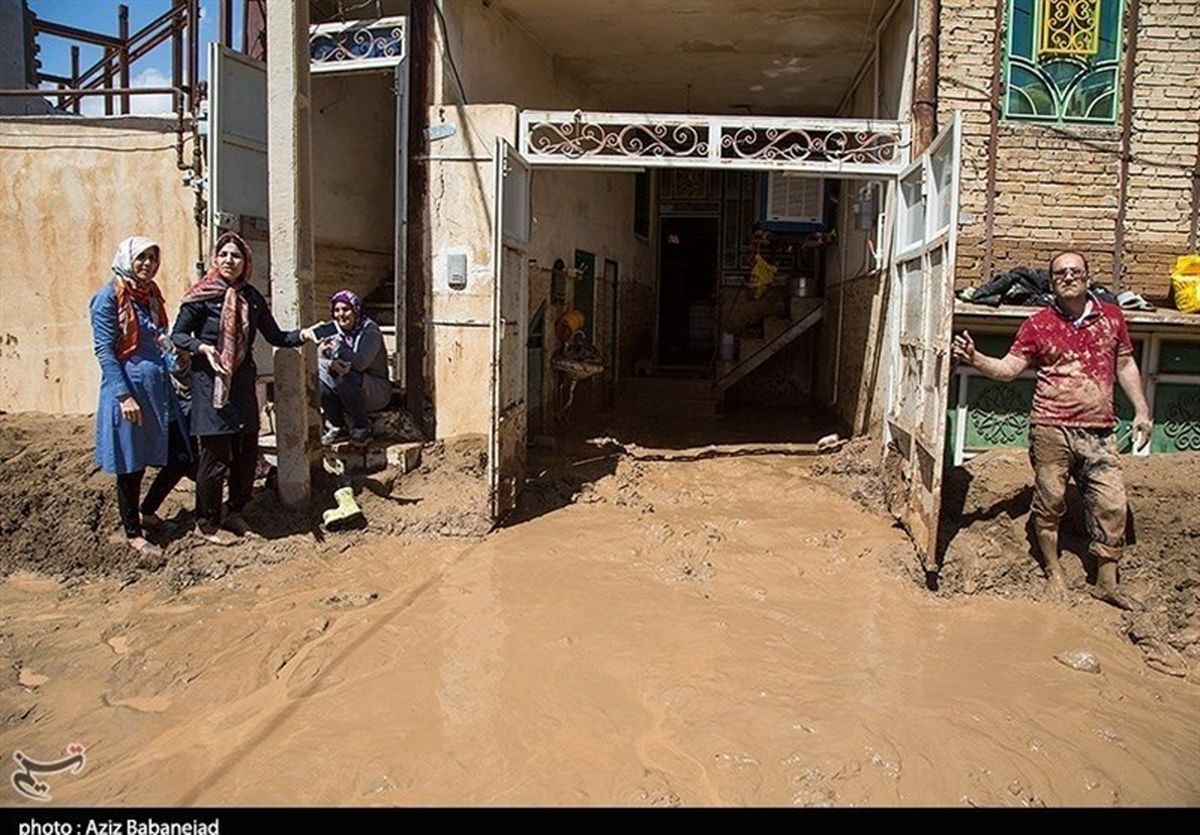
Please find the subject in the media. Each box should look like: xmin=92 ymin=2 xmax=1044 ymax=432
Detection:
xmin=3 ymin=453 xmax=1196 ymax=806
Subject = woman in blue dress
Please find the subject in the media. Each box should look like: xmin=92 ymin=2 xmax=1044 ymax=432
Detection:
xmin=90 ymin=237 xmax=192 ymax=558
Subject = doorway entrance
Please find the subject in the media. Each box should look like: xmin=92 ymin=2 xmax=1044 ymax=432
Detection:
xmin=657 ymin=216 xmax=720 ymax=369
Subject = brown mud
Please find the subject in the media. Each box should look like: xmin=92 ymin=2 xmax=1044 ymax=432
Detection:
xmin=933 ymin=446 xmax=1200 ymax=678
xmin=0 ymin=413 xmax=1197 ymax=805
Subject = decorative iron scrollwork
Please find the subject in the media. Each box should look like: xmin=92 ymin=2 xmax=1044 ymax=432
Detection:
xmin=310 ymin=18 xmax=406 ymax=72
xmin=1040 ymin=0 xmax=1101 ymax=57
xmin=520 ymin=111 xmax=907 ymax=173
xmin=1161 ymin=391 xmax=1200 ymax=452
xmin=720 ymin=126 xmax=899 ymax=165
xmin=526 ymin=117 xmax=710 ymax=160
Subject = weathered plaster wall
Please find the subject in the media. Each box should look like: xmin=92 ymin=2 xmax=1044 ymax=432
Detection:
xmin=0 ymin=117 xmax=200 ymax=414
xmin=434 ymin=0 xmax=600 ymax=109
xmin=425 ymin=103 xmax=514 ymax=438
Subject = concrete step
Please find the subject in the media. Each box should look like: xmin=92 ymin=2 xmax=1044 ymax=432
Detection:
xmin=259 ymin=435 xmax=422 ymax=477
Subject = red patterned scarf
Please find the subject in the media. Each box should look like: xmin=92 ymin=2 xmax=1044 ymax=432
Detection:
xmin=183 ymin=232 xmax=254 ymax=408
xmin=110 ymin=237 xmax=167 ymax=360
xmin=115 ymin=279 xmax=167 ymax=360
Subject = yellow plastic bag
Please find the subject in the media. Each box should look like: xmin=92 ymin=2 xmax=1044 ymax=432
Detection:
xmin=1171 ymin=254 xmax=1200 ymax=314
xmin=749 ymin=255 xmax=778 ymax=300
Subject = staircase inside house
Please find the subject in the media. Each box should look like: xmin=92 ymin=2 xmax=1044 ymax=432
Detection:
xmin=715 ymin=296 xmax=823 ymax=397
xmin=362 ymin=277 xmax=397 ymax=360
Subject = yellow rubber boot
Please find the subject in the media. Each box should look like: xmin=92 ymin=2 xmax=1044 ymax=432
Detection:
xmin=322 ymin=486 xmax=364 ymax=531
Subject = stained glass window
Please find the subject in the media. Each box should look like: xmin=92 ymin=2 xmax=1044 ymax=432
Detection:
xmin=1040 ymin=0 xmax=1101 ymax=56
xmin=1003 ymin=0 xmax=1123 ymax=123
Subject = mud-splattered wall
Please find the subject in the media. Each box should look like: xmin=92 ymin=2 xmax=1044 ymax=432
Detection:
xmin=0 ymin=116 xmax=200 ymax=415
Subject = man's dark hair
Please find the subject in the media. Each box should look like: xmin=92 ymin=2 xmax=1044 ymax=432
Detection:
xmin=1049 ymin=250 xmax=1090 ymax=276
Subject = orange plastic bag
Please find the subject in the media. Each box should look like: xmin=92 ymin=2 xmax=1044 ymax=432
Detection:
xmin=1171 ymin=254 xmax=1200 ymax=314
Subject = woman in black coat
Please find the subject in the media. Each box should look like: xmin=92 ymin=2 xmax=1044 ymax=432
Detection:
xmin=172 ymin=231 xmax=319 ymax=544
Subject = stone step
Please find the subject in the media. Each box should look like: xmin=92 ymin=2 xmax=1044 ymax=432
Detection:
xmin=259 ymin=435 xmax=422 ymax=477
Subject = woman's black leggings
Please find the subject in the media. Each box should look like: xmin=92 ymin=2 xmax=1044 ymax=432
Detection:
xmin=114 ymin=420 xmax=194 ymax=538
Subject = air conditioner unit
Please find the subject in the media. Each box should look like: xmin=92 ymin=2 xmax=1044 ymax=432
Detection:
xmin=762 ymin=172 xmax=825 ymax=229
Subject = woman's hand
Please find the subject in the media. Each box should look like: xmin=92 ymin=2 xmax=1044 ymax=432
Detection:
xmin=318 ymin=337 xmax=336 ymax=359
xmin=118 ymin=394 xmax=142 ymax=425
xmin=198 ymin=344 xmax=229 ymax=376
xmin=330 ymin=359 xmax=351 ymax=377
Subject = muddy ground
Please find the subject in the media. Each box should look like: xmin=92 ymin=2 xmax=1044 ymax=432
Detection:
xmin=933 ymin=446 xmax=1200 ymax=677
xmin=0 ymin=413 xmax=491 ymax=590
xmin=0 ymin=412 xmax=1197 ymax=805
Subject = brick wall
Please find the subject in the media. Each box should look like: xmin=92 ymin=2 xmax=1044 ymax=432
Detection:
xmin=1123 ymin=1 xmax=1200 ymax=296
xmin=940 ymin=0 xmax=1200 ymax=300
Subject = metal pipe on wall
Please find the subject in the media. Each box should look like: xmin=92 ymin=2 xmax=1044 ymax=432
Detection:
xmin=913 ymin=0 xmax=940 ymax=154
xmin=979 ymin=0 xmax=1006 ymax=283
xmin=187 ymin=0 xmax=199 ymax=113
xmin=118 ymin=5 xmax=130 ymax=115
xmin=69 ymin=46 xmax=80 ymax=114
xmin=172 ymin=9 xmax=183 ymax=105
xmin=1113 ymin=0 xmax=1141 ymax=291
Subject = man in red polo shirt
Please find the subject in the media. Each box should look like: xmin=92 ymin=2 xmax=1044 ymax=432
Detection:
xmin=951 ymin=251 xmax=1152 ymax=609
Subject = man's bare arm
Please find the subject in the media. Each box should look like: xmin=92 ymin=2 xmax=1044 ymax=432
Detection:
xmin=1116 ymin=353 xmax=1152 ymax=448
xmin=951 ymin=330 xmax=1029 ymax=381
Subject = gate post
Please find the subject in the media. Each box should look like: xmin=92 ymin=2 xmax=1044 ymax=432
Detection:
xmin=266 ymin=0 xmax=317 ymax=508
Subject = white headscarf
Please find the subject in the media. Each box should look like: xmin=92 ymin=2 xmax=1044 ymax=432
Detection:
xmin=111 ymin=236 xmax=160 ymax=283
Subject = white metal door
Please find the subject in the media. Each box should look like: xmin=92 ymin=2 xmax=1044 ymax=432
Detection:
xmin=884 ymin=113 xmax=961 ymax=570
xmin=490 ymin=140 xmax=531 ymax=521
xmin=208 ymin=44 xmax=271 ymax=373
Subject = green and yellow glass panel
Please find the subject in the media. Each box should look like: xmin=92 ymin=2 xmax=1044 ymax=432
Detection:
xmin=1004 ymin=0 xmax=1123 ymax=123
xmin=1040 ymin=0 xmax=1102 ymax=56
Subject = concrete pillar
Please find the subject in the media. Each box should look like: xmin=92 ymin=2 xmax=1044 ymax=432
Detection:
xmin=266 ymin=0 xmax=317 ymax=508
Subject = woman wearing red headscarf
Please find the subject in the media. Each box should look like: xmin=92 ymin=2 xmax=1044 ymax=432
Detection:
xmin=90 ymin=236 xmax=192 ymax=558
xmin=172 ymin=231 xmax=320 ymax=544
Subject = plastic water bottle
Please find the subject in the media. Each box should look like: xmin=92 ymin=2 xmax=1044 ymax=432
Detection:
xmin=157 ymin=332 xmax=179 ymax=373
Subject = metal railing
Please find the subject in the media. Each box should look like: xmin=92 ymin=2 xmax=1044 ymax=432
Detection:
xmin=519 ymin=110 xmax=912 ymax=177
xmin=26 ymin=1 xmax=200 ymax=116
